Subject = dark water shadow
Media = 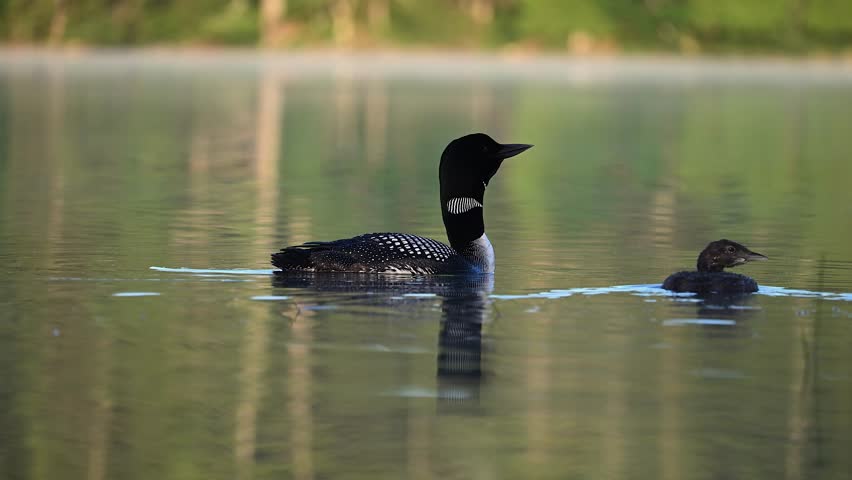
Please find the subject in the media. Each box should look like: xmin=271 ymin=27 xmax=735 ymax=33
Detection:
xmin=271 ymin=273 xmax=493 ymax=413
xmin=667 ymin=292 xmax=762 ymax=339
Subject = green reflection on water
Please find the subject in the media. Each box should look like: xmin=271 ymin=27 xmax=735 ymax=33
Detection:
xmin=0 ymin=55 xmax=851 ymax=480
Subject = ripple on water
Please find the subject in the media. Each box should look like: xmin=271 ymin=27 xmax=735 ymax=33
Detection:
xmin=757 ymin=286 xmax=852 ymax=301
xmin=150 ymin=266 xmax=274 ymax=275
xmin=149 ymin=267 xmax=852 ymax=303
xmin=662 ymin=318 xmax=737 ymax=327
xmin=489 ymin=284 xmax=852 ymax=302
xmin=382 ymin=387 xmax=473 ymax=400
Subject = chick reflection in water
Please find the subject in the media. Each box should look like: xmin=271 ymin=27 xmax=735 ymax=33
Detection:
xmin=270 ymin=274 xmax=493 ymax=410
xmin=668 ymin=291 xmax=762 ymax=340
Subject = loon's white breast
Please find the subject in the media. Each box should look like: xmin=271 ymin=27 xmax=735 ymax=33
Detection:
xmin=466 ymin=233 xmax=495 ymax=274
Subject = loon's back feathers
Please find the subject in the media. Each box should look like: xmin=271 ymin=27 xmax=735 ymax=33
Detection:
xmin=272 ymin=233 xmax=471 ymax=274
xmin=271 ymin=133 xmax=532 ymax=275
xmin=662 ymin=239 xmax=767 ymax=295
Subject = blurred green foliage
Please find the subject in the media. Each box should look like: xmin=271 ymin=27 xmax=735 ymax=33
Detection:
xmin=1 ymin=0 xmax=852 ymax=52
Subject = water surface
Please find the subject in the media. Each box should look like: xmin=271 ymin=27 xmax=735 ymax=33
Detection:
xmin=1 ymin=52 xmax=851 ymax=480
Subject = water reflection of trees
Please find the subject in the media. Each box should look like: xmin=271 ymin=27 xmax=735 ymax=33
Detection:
xmin=1 ymin=59 xmax=852 ymax=479
xmin=269 ymin=273 xmax=493 ymax=474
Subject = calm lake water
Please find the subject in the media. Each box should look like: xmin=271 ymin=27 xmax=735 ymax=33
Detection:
xmin=1 ymin=52 xmax=851 ymax=480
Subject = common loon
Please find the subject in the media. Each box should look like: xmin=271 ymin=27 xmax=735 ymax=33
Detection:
xmin=662 ymin=239 xmax=768 ymax=295
xmin=271 ymin=133 xmax=532 ymax=274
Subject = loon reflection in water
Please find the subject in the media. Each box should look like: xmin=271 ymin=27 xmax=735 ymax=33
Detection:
xmin=271 ymin=274 xmax=493 ymax=410
xmin=663 ymin=239 xmax=768 ymax=295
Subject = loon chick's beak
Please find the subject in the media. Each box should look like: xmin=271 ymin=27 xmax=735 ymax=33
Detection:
xmin=747 ymin=251 xmax=769 ymax=262
xmin=735 ymin=251 xmax=768 ymax=266
xmin=493 ymin=143 xmax=533 ymax=160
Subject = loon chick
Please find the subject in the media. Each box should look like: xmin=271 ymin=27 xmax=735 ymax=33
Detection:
xmin=662 ymin=239 xmax=768 ymax=295
xmin=271 ymin=133 xmax=532 ymax=274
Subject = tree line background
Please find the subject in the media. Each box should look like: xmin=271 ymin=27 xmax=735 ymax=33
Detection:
xmin=1 ymin=0 xmax=852 ymax=53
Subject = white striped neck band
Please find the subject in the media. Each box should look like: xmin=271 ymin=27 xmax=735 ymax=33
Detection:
xmin=446 ymin=197 xmax=483 ymax=214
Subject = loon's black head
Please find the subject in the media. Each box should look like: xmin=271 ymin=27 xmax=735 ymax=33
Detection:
xmin=439 ymin=133 xmax=532 ymax=249
xmin=439 ymin=133 xmax=532 ymax=202
xmin=696 ymin=239 xmax=768 ymax=272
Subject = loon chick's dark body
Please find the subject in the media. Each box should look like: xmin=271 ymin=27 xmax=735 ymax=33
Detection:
xmin=271 ymin=133 xmax=532 ymax=275
xmin=662 ymin=239 xmax=768 ymax=295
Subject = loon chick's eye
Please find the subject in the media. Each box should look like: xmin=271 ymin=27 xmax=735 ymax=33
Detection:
xmin=726 ymin=246 xmax=736 ymax=253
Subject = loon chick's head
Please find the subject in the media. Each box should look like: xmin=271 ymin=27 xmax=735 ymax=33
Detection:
xmin=438 ymin=133 xmax=532 ymax=249
xmin=696 ymin=239 xmax=768 ymax=272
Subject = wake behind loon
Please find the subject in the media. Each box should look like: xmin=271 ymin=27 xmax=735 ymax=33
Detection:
xmin=662 ymin=239 xmax=768 ymax=295
xmin=271 ymin=133 xmax=532 ymax=274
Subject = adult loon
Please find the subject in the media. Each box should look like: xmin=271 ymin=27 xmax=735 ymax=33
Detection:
xmin=271 ymin=133 xmax=532 ymax=274
xmin=662 ymin=239 xmax=768 ymax=295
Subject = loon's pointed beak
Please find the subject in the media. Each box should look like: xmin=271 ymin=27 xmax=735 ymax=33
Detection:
xmin=746 ymin=251 xmax=768 ymax=262
xmin=494 ymin=143 xmax=533 ymax=160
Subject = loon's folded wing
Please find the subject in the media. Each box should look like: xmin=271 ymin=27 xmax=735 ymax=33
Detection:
xmin=272 ymin=233 xmax=463 ymax=274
